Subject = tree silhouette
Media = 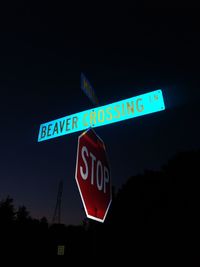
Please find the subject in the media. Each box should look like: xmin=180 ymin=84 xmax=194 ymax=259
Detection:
xmin=16 ymin=205 xmax=30 ymax=223
xmin=0 ymin=149 xmax=199 ymax=265
xmin=0 ymin=196 xmax=15 ymax=225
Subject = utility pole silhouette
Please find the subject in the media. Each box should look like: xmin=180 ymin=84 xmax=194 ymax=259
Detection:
xmin=52 ymin=180 xmax=63 ymax=224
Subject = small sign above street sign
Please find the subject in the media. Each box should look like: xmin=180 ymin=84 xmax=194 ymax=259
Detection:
xmin=38 ymin=89 xmax=165 ymax=142
xmin=81 ymin=73 xmax=99 ymax=106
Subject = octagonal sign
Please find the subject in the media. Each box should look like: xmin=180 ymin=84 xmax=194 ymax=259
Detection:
xmin=75 ymin=128 xmax=112 ymax=223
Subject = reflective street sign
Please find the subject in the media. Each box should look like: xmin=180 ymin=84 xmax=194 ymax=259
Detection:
xmin=81 ymin=73 xmax=99 ymax=106
xmin=38 ymin=89 xmax=165 ymax=142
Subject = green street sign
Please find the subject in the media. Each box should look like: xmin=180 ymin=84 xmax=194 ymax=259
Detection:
xmin=38 ymin=89 xmax=165 ymax=142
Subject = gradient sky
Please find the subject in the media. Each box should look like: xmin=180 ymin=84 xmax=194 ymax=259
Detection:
xmin=0 ymin=7 xmax=200 ymax=224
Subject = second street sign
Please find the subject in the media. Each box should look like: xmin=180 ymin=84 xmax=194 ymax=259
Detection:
xmin=38 ymin=89 xmax=165 ymax=142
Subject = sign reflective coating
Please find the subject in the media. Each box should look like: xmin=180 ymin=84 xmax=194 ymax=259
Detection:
xmin=38 ymin=89 xmax=165 ymax=142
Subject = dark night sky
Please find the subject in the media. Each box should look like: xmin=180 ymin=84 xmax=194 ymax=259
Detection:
xmin=0 ymin=6 xmax=200 ymax=225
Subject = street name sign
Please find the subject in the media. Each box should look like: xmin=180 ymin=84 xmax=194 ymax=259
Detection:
xmin=38 ymin=89 xmax=165 ymax=142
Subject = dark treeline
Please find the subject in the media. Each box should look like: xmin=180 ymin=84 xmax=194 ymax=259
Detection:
xmin=0 ymin=149 xmax=199 ymax=265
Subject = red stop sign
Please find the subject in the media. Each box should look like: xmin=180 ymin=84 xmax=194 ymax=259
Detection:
xmin=75 ymin=128 xmax=112 ymax=223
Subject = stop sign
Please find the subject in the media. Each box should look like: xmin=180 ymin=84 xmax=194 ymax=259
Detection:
xmin=75 ymin=128 xmax=112 ymax=223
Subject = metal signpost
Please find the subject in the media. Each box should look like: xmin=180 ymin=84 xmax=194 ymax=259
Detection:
xmin=38 ymin=85 xmax=165 ymax=223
